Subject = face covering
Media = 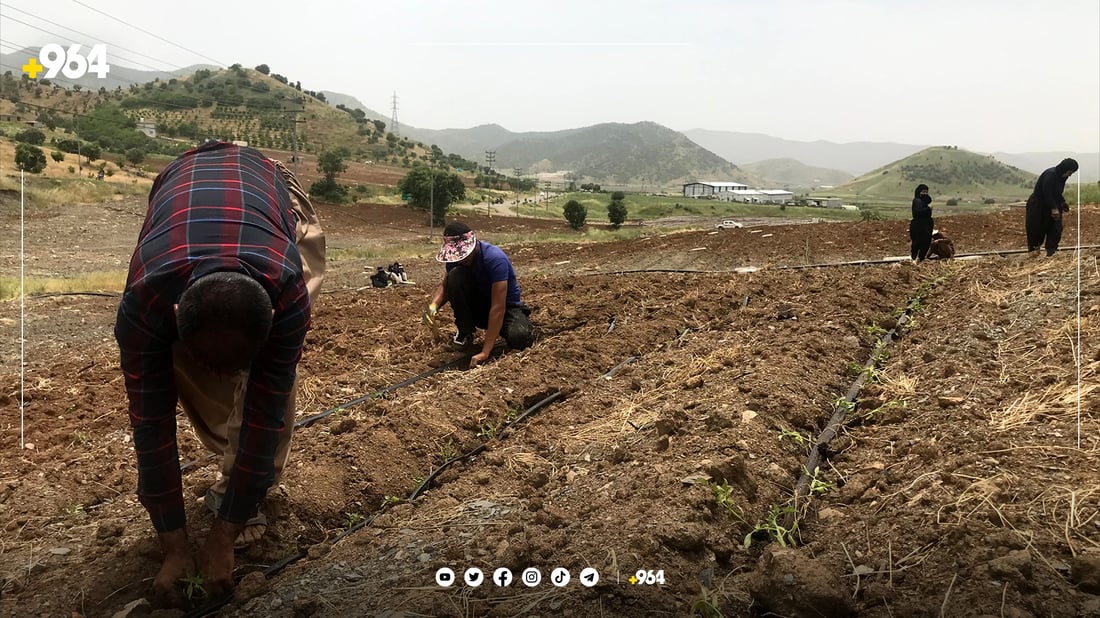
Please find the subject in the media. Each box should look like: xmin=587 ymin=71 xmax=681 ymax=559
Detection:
xmin=921 ymin=194 xmax=932 ymax=205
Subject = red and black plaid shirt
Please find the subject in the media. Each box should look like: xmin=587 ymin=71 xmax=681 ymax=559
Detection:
xmin=115 ymin=142 xmax=310 ymax=532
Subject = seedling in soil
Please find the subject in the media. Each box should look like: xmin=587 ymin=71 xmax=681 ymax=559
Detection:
xmin=862 ymin=399 xmax=906 ymax=421
xmin=434 ymin=438 xmax=459 ymax=463
xmin=380 ymin=495 xmax=403 ymax=507
xmin=806 ymin=467 xmax=834 ymax=496
xmin=862 ymin=322 xmax=887 ymax=340
xmin=344 ymin=512 xmax=365 ymax=528
xmin=477 ymin=422 xmax=500 ymax=441
xmin=778 ymin=427 xmax=807 ymax=446
xmin=180 ymin=574 xmax=208 ymax=602
xmin=690 ymin=587 xmax=726 ymax=618
xmin=745 ymin=504 xmax=799 ymax=548
xmin=861 ymin=365 xmax=882 ymax=382
xmin=62 ymin=503 xmax=84 ymax=516
xmin=705 ymin=480 xmax=747 ymax=524
xmin=846 ymin=361 xmax=864 ymax=377
xmin=832 ymin=395 xmax=856 ymax=416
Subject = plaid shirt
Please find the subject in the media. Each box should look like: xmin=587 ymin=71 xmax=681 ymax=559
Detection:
xmin=115 ymin=142 xmax=310 ymax=532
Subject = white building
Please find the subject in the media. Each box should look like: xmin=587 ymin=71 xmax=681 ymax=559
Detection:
xmin=716 ymin=189 xmax=795 ymax=204
xmin=807 ymin=197 xmax=843 ymax=208
xmin=682 ymin=181 xmax=749 ymax=198
xmin=136 ymin=117 xmax=157 ymax=138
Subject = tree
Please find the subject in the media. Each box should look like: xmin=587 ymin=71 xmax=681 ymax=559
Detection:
xmin=51 ymin=150 xmax=65 ymax=163
xmin=398 ymin=165 xmax=466 ymax=225
xmin=608 ymin=196 xmax=627 ymax=229
xmin=371 ymin=119 xmax=385 ymax=132
xmin=82 ymin=143 xmax=101 ymax=162
xmin=14 ymin=143 xmax=47 ymax=173
xmin=15 ymin=128 xmax=45 ymax=145
xmin=316 ymin=149 xmax=348 ymax=181
xmin=255 ymin=64 xmax=270 ymax=75
xmin=564 ymin=199 xmax=587 ymax=230
xmin=126 ymin=148 xmax=145 ymax=165
xmin=309 ymin=148 xmax=350 ymax=203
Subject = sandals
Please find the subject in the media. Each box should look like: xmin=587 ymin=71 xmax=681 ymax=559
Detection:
xmin=204 ymin=488 xmax=268 ymax=549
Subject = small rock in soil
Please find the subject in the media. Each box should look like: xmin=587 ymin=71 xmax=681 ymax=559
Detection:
xmin=1072 ymin=555 xmax=1100 ymax=593
xmin=292 ymin=596 xmax=320 ymax=618
xmin=331 ymin=418 xmax=357 ymax=435
xmin=234 ymin=571 xmax=267 ymax=603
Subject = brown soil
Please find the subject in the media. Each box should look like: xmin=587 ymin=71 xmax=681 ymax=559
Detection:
xmin=1 ymin=196 xmax=1098 ymax=618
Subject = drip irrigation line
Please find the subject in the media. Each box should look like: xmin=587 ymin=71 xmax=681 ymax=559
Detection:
xmin=182 ymin=389 xmax=565 ymax=618
xmin=295 ymin=356 xmax=470 ymax=429
xmin=26 ymin=291 xmax=121 ymax=299
xmin=579 ymin=244 xmax=1100 ymax=276
xmin=782 ymin=272 xmax=950 ymax=531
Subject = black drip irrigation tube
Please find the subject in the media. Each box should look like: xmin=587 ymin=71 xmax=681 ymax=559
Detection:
xmin=781 ymin=272 xmax=949 ymax=532
xmin=581 ymin=244 xmax=1100 ymax=276
xmin=182 ymin=389 xmax=567 ymax=618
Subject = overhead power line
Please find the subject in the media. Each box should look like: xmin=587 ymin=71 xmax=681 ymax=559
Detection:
xmin=69 ymin=0 xmax=226 ymax=68
xmin=0 ymin=4 xmax=178 ymax=70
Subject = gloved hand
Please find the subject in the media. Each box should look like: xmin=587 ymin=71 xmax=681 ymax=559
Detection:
xmin=422 ymin=303 xmax=438 ymax=326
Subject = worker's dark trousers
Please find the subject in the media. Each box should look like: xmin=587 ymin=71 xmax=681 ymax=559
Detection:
xmin=1025 ymin=196 xmax=1064 ymax=256
xmin=446 ymin=265 xmax=534 ymax=349
xmin=909 ymin=219 xmax=933 ymax=261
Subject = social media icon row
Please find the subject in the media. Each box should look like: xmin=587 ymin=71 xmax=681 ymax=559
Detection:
xmin=435 ymin=566 xmax=599 ymax=588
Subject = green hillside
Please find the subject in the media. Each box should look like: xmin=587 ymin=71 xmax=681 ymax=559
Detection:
xmin=0 ymin=65 xmax=451 ymax=170
xmin=740 ymin=158 xmax=852 ymax=189
xmin=493 ymin=121 xmax=757 ymax=187
xmin=831 ymin=146 xmax=1036 ymax=200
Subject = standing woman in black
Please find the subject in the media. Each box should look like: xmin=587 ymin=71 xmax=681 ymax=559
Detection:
xmin=910 ymin=183 xmax=933 ymax=261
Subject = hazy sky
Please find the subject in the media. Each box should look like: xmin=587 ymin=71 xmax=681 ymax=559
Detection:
xmin=1 ymin=0 xmax=1098 ymax=153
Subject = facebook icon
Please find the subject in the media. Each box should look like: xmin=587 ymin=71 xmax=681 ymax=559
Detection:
xmin=493 ymin=567 xmax=514 ymax=587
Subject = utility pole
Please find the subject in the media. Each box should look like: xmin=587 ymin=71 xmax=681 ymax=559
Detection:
xmin=284 ymin=96 xmax=306 ymax=175
xmin=429 ymin=153 xmax=435 ymax=240
xmin=513 ymin=167 xmax=522 ymax=216
xmin=390 ymin=91 xmax=399 ymax=137
xmin=484 ymin=151 xmax=496 ymax=218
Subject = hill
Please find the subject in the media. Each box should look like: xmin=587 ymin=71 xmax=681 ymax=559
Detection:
xmin=740 ymin=158 xmax=852 ymax=189
xmin=319 ymin=93 xmax=753 ymax=187
xmin=0 ymin=66 xmax=450 ymax=171
xmin=491 ymin=121 xmax=755 ymax=187
xmin=829 ymin=146 xmax=1036 ymax=200
xmin=682 ymin=129 xmax=928 ymax=176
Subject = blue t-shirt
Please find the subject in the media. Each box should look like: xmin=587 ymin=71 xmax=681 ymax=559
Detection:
xmin=446 ymin=240 xmax=522 ymax=305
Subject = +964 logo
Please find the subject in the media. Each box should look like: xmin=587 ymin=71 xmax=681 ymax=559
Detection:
xmin=24 ymin=44 xmax=110 ymax=80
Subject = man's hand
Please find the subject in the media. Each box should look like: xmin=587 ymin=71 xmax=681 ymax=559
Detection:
xmin=469 ymin=351 xmax=490 ymax=369
xmin=197 ymin=519 xmax=244 ymax=597
xmin=422 ymin=303 xmax=438 ymax=327
xmin=153 ymin=529 xmax=195 ymax=599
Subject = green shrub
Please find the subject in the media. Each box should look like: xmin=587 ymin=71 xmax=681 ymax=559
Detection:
xmin=563 ymin=199 xmax=587 ymax=230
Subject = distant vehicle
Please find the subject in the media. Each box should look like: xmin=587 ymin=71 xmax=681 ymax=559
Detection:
xmin=716 ymin=220 xmax=743 ymax=229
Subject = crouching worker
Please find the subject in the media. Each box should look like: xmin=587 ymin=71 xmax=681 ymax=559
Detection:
xmin=114 ymin=141 xmax=325 ymax=600
xmin=929 ymin=230 xmax=955 ymax=259
xmin=423 ymin=222 xmax=534 ymax=368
